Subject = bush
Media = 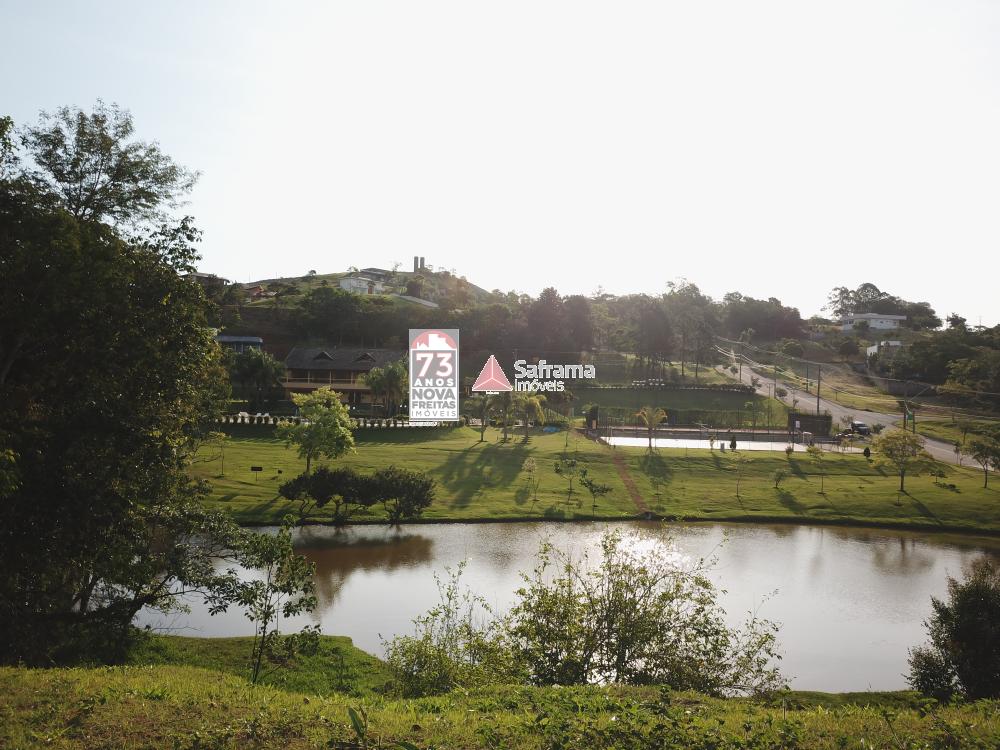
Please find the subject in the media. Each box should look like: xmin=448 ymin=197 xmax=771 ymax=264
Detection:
xmin=386 ymin=530 xmax=785 ymax=698
xmin=907 ymin=645 xmax=956 ymax=701
xmin=908 ymin=557 xmax=1000 ymax=699
xmin=383 ymin=564 xmax=519 ymax=696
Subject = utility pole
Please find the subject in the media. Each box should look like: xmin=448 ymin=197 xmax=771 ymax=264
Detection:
xmin=816 ymin=365 xmax=821 ymax=415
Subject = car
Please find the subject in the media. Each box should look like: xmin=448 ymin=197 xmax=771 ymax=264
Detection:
xmin=850 ymin=421 xmax=871 ymax=436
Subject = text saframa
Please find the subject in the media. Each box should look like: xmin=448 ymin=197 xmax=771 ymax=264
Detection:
xmin=512 ymin=359 xmax=596 ymax=392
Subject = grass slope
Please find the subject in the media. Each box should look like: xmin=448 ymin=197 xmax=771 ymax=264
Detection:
xmin=128 ymin=634 xmax=392 ymax=697
xmin=197 ymin=426 xmax=1000 ymax=532
xmin=2 ymin=664 xmax=998 ymax=749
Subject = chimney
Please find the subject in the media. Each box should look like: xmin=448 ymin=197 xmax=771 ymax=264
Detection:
xmin=420 ymin=256 xmax=425 ymax=270
xmin=413 ymin=256 xmax=419 ymax=273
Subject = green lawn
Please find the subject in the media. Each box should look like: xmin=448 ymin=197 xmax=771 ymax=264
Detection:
xmin=127 ymin=633 xmax=392 ymax=697
xmin=198 ymin=426 xmax=1000 ymax=533
xmin=3 ymin=662 xmax=997 ymax=749
xmin=916 ymin=418 xmax=1000 ymax=446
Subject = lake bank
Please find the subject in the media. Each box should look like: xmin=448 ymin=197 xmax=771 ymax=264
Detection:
xmin=197 ymin=426 xmax=1000 ymax=534
xmin=138 ymin=520 xmax=1000 ymax=692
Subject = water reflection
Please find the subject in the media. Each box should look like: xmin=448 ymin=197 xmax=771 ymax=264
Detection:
xmin=137 ymin=521 xmax=1000 ymax=692
xmin=298 ymin=528 xmax=435 ymax=610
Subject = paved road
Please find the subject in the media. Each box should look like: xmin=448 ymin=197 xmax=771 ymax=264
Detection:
xmin=716 ymin=361 xmax=966 ymax=466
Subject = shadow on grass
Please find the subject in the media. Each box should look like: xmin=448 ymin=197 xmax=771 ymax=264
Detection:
xmin=437 ymin=441 xmax=530 ymax=508
xmin=775 ymin=489 xmax=807 ymax=514
xmin=638 ymin=452 xmax=673 ymax=486
xmin=514 ymin=484 xmax=530 ymax=506
xmin=787 ymin=458 xmax=806 ymax=479
xmin=905 ymin=491 xmax=944 ymax=526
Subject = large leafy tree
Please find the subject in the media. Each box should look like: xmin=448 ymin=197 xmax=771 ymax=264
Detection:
xmin=276 ymin=387 xmax=355 ymax=473
xmin=19 ymin=101 xmax=196 ymax=225
xmin=0 ymin=104 xmax=236 ymax=662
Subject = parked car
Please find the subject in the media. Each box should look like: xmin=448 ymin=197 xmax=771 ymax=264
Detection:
xmin=850 ymin=421 xmax=871 ymax=436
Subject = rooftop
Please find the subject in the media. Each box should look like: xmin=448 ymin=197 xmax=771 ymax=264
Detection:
xmin=285 ymin=346 xmax=405 ymax=371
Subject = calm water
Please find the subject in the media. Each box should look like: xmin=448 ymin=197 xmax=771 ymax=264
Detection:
xmin=137 ymin=522 xmax=1000 ymax=692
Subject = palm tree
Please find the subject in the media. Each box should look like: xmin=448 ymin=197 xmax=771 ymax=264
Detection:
xmin=518 ymin=393 xmax=547 ymax=441
xmin=381 ymin=360 xmax=407 ymax=416
xmin=468 ymin=394 xmax=491 ymax=442
xmin=635 ymin=405 xmax=667 ymax=452
xmin=362 ymin=367 xmax=387 ymax=416
xmin=490 ymin=391 xmax=514 ymax=442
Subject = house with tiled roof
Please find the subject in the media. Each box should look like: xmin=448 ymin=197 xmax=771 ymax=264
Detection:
xmin=283 ymin=346 xmax=405 ymax=406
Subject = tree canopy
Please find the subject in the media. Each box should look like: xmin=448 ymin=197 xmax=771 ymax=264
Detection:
xmin=0 ymin=103 xmax=236 ymax=662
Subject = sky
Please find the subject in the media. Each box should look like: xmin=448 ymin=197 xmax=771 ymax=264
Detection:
xmin=3 ymin=1 xmax=1000 ymax=324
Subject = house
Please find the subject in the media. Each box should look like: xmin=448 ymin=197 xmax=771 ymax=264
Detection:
xmin=840 ymin=313 xmax=906 ymax=331
xmin=216 ymin=335 xmax=263 ymax=354
xmin=283 ymin=346 xmax=405 ymax=406
xmin=339 ymin=274 xmax=386 ymax=295
xmin=245 ymin=284 xmax=268 ymax=300
xmin=360 ymin=267 xmax=393 ymax=282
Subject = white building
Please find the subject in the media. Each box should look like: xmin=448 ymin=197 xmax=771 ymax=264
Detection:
xmin=339 ymin=274 xmax=386 ymax=295
xmin=840 ymin=313 xmax=906 ymax=331
xmin=866 ymin=340 xmax=904 ymax=360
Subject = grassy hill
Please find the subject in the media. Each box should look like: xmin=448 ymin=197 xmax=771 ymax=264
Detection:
xmin=245 ymin=267 xmax=496 ymax=308
xmin=2 ymin=657 xmax=997 ymax=749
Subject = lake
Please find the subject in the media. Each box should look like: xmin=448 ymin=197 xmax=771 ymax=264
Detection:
xmin=137 ymin=521 xmax=1000 ymax=692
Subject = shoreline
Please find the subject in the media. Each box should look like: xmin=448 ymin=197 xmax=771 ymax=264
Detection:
xmin=233 ymin=511 xmax=1000 ymax=539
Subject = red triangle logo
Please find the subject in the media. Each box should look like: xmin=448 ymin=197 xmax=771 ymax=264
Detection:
xmin=472 ymin=355 xmax=512 ymax=392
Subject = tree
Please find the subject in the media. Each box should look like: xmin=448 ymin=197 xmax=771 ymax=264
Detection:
xmin=207 ymin=519 xmax=319 ymax=685
xmin=908 ymin=558 xmax=1000 ymax=700
xmin=962 ymin=437 xmax=1000 ymax=489
xmin=780 ymin=339 xmax=804 ymax=358
xmin=579 ymin=468 xmax=612 ymax=511
xmin=276 ymin=387 xmax=355 ymax=474
xmin=554 ymin=454 xmax=580 ymax=502
xmin=518 ymin=393 xmax=546 ymax=440
xmin=873 ymin=430 xmax=934 ymax=492
xmin=20 ymin=101 xmax=196 ymax=225
xmin=730 ymin=452 xmax=752 ymax=499
xmin=635 ymin=405 xmax=667 ymax=452
xmin=363 ymin=360 xmax=407 ymax=417
xmin=467 ymin=393 xmax=491 ymax=442
xmin=370 ymin=465 xmax=436 ymax=523
xmin=228 ymin=348 xmax=285 ymax=411
xmin=504 ymin=530 xmax=783 ymax=694
xmin=0 ymin=106 xmax=242 ymax=663
xmin=491 ymin=391 xmax=515 ymax=442
xmin=838 ymin=338 xmax=860 ymax=361
xmin=806 ymin=445 xmax=826 ymax=493
xmin=279 ymin=466 xmax=371 ymax=523
xmin=521 ymin=457 xmax=540 ymax=503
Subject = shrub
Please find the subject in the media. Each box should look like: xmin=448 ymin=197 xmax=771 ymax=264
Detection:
xmin=387 ymin=530 xmax=785 ymax=698
xmin=908 ymin=557 xmax=1000 ymax=699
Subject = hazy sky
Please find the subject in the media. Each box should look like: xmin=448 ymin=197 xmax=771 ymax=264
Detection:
xmin=4 ymin=1 xmax=1000 ymax=323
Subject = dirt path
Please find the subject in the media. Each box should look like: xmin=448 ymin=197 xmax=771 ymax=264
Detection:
xmin=611 ymin=452 xmax=650 ymax=515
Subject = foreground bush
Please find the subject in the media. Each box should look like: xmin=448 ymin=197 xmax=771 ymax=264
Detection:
xmin=909 ymin=557 xmax=1000 ymax=700
xmin=386 ymin=529 xmax=783 ymax=698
